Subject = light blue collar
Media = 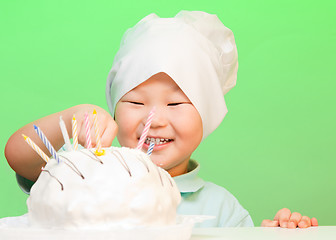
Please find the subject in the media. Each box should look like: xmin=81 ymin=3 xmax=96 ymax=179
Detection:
xmin=173 ymin=160 xmax=205 ymax=193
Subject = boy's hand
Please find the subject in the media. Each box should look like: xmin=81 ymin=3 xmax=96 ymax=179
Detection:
xmin=261 ymin=208 xmax=318 ymax=228
xmin=74 ymin=105 xmax=118 ymax=148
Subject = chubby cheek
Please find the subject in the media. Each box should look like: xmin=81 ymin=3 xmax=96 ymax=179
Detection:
xmin=115 ymin=105 xmax=138 ymax=148
xmin=116 ymin=125 xmax=134 ymax=148
xmin=173 ymin=107 xmax=203 ymax=149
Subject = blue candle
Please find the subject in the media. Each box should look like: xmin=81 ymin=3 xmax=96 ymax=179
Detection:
xmin=147 ymin=141 xmax=155 ymax=156
xmin=34 ymin=125 xmax=60 ymax=163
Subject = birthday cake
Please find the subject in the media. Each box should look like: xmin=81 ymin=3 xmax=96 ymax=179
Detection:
xmin=27 ymin=147 xmax=181 ymax=229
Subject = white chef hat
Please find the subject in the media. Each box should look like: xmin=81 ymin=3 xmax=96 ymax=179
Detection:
xmin=106 ymin=10 xmax=238 ymax=140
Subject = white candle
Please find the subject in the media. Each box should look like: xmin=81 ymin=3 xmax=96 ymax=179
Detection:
xmin=59 ymin=116 xmax=72 ymax=151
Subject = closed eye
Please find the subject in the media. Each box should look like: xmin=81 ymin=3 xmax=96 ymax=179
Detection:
xmin=167 ymin=102 xmax=185 ymax=106
xmin=128 ymin=101 xmax=144 ymax=105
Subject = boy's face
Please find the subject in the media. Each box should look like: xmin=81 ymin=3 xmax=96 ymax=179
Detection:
xmin=115 ymin=72 xmax=203 ymax=177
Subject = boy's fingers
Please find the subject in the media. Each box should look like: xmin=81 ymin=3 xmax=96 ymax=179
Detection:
xmin=77 ymin=123 xmax=87 ymax=147
xmin=261 ymin=219 xmax=279 ymax=227
xmin=311 ymin=217 xmax=318 ymax=226
xmin=267 ymin=209 xmax=317 ymax=229
xmin=275 ymin=208 xmax=291 ymax=228
xmin=90 ymin=124 xmax=97 ymax=147
xmin=288 ymin=212 xmax=302 ymax=228
xmin=101 ymin=120 xmax=118 ymax=147
xmin=297 ymin=216 xmax=311 ymax=228
xmin=274 ymin=208 xmax=291 ymax=220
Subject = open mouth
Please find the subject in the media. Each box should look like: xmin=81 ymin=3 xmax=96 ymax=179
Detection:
xmin=145 ymin=137 xmax=173 ymax=145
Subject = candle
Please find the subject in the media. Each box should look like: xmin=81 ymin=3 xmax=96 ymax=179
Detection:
xmin=93 ymin=109 xmax=105 ymax=156
xmin=137 ymin=106 xmax=156 ymax=150
xmin=22 ymin=134 xmax=50 ymax=163
xmin=72 ymin=115 xmax=78 ymax=150
xmin=33 ymin=125 xmax=60 ymax=163
xmin=84 ymin=112 xmax=92 ymax=148
xmin=147 ymin=140 xmax=155 ymax=156
xmin=59 ymin=116 xmax=72 ymax=151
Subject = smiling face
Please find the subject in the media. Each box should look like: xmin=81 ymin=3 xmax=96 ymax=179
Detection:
xmin=115 ymin=72 xmax=203 ymax=177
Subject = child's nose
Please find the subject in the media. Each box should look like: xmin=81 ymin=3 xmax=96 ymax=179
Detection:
xmin=149 ymin=107 xmax=168 ymax=128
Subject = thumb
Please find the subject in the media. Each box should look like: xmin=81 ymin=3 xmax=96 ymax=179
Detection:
xmin=100 ymin=120 xmax=118 ymax=147
xmin=261 ymin=219 xmax=279 ymax=227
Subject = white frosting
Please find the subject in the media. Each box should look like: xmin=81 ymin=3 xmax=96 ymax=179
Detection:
xmin=27 ymin=147 xmax=181 ymax=229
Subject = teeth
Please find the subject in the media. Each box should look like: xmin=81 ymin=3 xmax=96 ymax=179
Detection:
xmin=145 ymin=137 xmax=171 ymax=145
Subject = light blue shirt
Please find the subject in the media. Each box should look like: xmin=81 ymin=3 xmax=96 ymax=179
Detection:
xmin=174 ymin=160 xmax=254 ymax=227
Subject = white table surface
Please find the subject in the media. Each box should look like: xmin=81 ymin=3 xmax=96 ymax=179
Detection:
xmin=191 ymin=226 xmax=336 ymax=240
xmin=1 ymin=226 xmax=335 ymax=240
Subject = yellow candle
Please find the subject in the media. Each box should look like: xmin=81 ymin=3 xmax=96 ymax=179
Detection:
xmin=72 ymin=115 xmax=78 ymax=150
xmin=22 ymin=134 xmax=50 ymax=163
xmin=93 ymin=109 xmax=105 ymax=156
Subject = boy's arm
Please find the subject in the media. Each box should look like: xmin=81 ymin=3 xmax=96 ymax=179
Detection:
xmin=5 ymin=104 xmax=117 ymax=182
xmin=261 ymin=208 xmax=318 ymax=228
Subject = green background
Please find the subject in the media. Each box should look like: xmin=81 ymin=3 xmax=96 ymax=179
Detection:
xmin=0 ymin=0 xmax=335 ymax=226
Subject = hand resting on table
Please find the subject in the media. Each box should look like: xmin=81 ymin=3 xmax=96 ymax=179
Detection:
xmin=262 ymin=208 xmax=318 ymax=228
